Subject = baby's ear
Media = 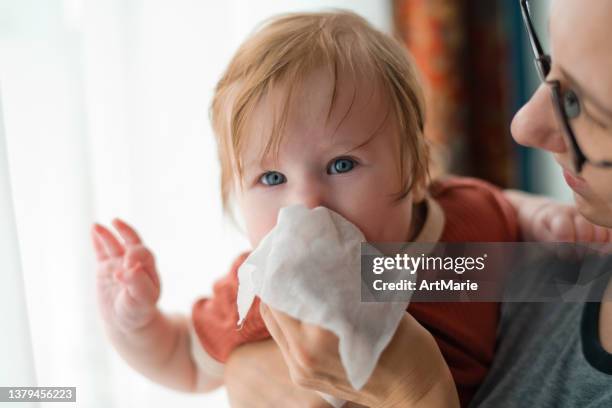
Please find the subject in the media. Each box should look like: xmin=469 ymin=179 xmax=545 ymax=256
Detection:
xmin=411 ymin=178 xmax=427 ymax=204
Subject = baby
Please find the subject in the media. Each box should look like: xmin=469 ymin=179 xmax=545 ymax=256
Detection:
xmin=91 ymin=10 xmax=612 ymax=407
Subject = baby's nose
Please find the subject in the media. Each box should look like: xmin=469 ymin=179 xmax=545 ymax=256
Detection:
xmin=290 ymin=181 xmax=326 ymax=210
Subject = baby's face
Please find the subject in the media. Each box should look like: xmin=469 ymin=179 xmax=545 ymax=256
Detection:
xmin=235 ymin=67 xmax=422 ymax=248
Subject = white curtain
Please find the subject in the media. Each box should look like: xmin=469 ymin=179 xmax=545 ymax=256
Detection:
xmin=0 ymin=86 xmax=39 ymax=408
xmin=0 ymin=1 xmax=391 ymax=407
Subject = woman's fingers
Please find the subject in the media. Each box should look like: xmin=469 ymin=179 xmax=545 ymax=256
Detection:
xmin=263 ymin=304 xmax=306 ymax=358
xmin=112 ymin=218 xmax=142 ymax=246
xmin=260 ymin=303 xmax=319 ymax=389
xmin=260 ymin=302 xmax=308 ymax=382
xmin=261 ymin=304 xmax=340 ymax=387
xmin=265 ymin=305 xmax=303 ymax=336
xmin=260 ymin=303 xmax=292 ymax=356
xmin=93 ymin=223 xmax=125 ymax=257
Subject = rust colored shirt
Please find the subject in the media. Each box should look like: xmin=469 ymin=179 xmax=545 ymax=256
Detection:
xmin=190 ymin=177 xmax=519 ymax=406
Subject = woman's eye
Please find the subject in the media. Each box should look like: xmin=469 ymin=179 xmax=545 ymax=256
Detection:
xmin=328 ymin=157 xmax=356 ymax=174
xmin=260 ymin=171 xmax=286 ymax=186
xmin=563 ymin=90 xmax=581 ymax=119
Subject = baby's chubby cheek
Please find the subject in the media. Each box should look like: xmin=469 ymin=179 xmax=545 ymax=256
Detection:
xmin=241 ymin=204 xmax=409 ymax=250
xmin=237 ymin=199 xmax=278 ymax=248
xmin=348 ymin=203 xmax=413 ymax=243
xmin=237 ymin=192 xmax=413 ymax=248
xmin=246 ymin=217 xmax=276 ymax=248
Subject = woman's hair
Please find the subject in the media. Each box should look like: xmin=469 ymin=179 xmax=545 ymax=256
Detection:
xmin=210 ymin=10 xmax=429 ymax=213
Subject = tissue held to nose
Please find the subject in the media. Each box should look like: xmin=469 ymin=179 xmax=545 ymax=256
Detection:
xmin=236 ymin=204 xmax=412 ymax=391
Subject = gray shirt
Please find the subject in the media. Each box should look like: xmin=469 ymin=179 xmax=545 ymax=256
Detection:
xmin=471 ymin=297 xmax=612 ymax=407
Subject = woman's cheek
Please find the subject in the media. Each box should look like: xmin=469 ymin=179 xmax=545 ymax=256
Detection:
xmin=583 ymin=167 xmax=612 ymax=201
xmin=591 ymin=172 xmax=612 ymax=204
xmin=588 ymin=172 xmax=612 ymax=227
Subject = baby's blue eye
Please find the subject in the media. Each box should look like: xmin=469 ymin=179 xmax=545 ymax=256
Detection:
xmin=260 ymin=171 xmax=286 ymax=186
xmin=328 ymin=157 xmax=356 ymax=174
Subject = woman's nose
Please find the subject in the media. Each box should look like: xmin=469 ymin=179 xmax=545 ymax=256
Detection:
xmin=511 ymin=84 xmax=568 ymax=154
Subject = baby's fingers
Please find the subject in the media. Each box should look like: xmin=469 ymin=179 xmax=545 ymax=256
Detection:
xmin=593 ymin=225 xmax=612 ymax=243
xmin=112 ymin=218 xmax=142 ymax=246
xmin=549 ymin=214 xmax=576 ymax=242
xmin=93 ymin=223 xmax=125 ymax=257
xmin=91 ymin=226 xmax=108 ymax=261
xmin=119 ymin=262 xmax=160 ymax=305
xmin=124 ymin=245 xmax=159 ymax=288
xmin=123 ymin=245 xmax=154 ymax=269
xmin=574 ymin=215 xmax=595 ymax=242
xmin=573 ymin=215 xmax=612 ymax=243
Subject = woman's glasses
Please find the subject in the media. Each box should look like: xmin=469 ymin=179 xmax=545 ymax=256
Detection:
xmin=520 ymin=0 xmax=612 ymax=173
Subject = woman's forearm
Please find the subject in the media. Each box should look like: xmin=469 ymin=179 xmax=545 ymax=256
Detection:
xmin=224 ymin=313 xmax=459 ymax=408
xmin=379 ymin=364 xmax=458 ymax=408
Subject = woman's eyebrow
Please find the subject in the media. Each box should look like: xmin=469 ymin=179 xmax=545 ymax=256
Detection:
xmin=559 ymin=66 xmax=612 ymax=120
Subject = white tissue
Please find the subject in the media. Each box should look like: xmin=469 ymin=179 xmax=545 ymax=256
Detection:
xmin=236 ymin=204 xmax=412 ymax=394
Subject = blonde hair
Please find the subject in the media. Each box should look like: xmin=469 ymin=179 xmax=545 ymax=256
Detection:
xmin=210 ymin=10 xmax=429 ymax=214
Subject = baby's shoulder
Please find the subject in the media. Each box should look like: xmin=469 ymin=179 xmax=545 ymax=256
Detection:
xmin=429 ymin=176 xmax=519 ymax=242
xmin=429 ymin=176 xmax=504 ymax=200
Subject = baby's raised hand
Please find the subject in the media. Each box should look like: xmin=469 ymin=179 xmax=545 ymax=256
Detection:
xmin=526 ymin=201 xmax=612 ymax=243
xmin=91 ymin=218 xmax=161 ymax=333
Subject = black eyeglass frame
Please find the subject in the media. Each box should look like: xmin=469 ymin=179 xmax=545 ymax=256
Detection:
xmin=520 ymin=0 xmax=612 ymax=173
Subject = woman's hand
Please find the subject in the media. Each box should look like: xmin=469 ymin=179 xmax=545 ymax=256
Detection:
xmin=259 ymin=304 xmax=460 ymax=408
xmin=225 ymin=339 xmax=340 ymax=408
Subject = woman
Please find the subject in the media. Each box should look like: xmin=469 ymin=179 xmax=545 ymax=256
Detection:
xmin=224 ymin=0 xmax=612 ymax=406
xmin=470 ymin=0 xmax=612 ymax=406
